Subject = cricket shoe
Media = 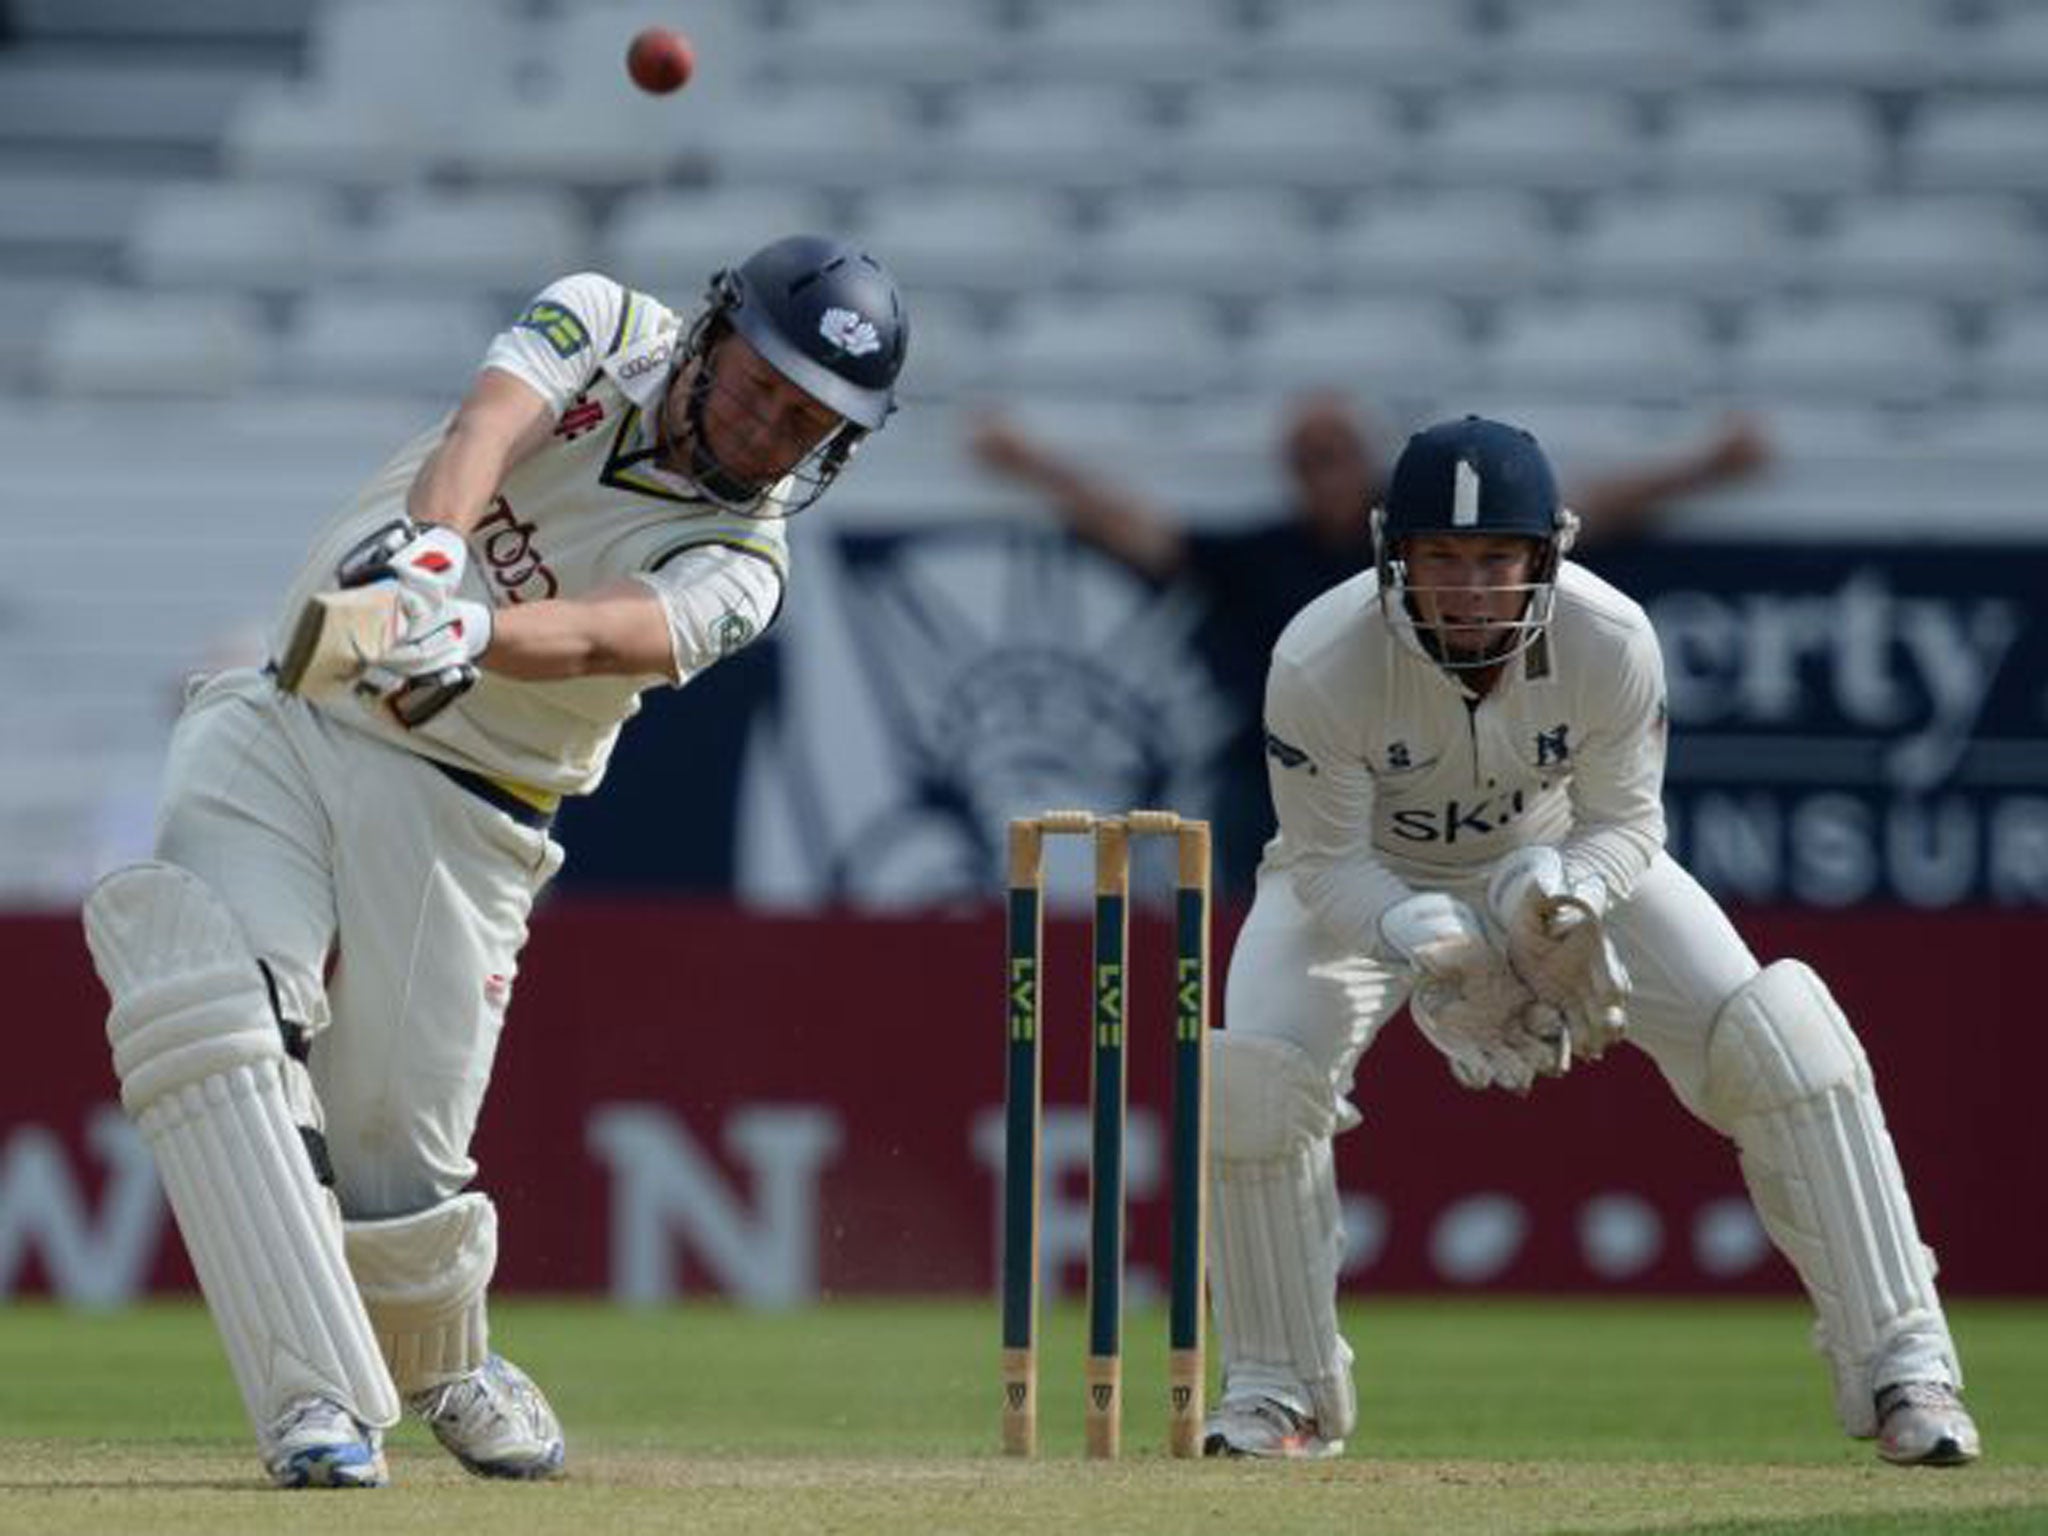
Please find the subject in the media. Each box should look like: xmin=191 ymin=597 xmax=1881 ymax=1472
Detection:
xmin=1202 ymin=1395 xmax=1344 ymax=1460
xmin=410 ymin=1354 xmax=565 ymax=1479
xmin=263 ymin=1395 xmax=388 ymax=1489
xmin=1876 ymin=1381 xmax=1981 ymax=1467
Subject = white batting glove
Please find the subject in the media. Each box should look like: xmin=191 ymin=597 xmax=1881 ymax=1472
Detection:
xmin=354 ymin=596 xmax=492 ymax=727
xmin=1487 ymin=846 xmax=1630 ymax=1064
xmin=1380 ymin=892 xmax=1570 ymax=1094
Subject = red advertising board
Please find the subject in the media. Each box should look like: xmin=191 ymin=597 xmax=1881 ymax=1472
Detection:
xmin=1 ymin=901 xmax=2039 ymax=1304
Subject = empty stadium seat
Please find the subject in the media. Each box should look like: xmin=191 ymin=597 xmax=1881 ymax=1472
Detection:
xmin=1727 ymin=298 xmax=1962 ymax=407
xmin=339 ymin=188 xmax=588 ymax=292
xmin=1015 ymin=0 xmax=1242 ymax=87
xmin=1806 ymin=195 xmax=2043 ymax=304
xmin=1498 ymin=0 xmax=1724 ymax=90
xmin=1170 ymin=83 xmax=1408 ymax=193
xmin=990 ymin=293 xmax=1230 ymax=402
xmin=1327 ymin=192 xmax=1563 ymax=299
xmin=602 ymin=186 xmax=840 ymax=300
xmin=1953 ymin=5 xmax=2048 ymax=89
xmin=220 ymin=78 xmax=426 ymax=184
xmin=1973 ymin=302 xmax=2048 ymax=397
xmin=1660 ymin=94 xmax=1883 ymax=193
xmin=126 ymin=182 xmax=345 ymax=293
xmin=851 ymin=187 xmax=1080 ymax=297
xmin=1415 ymin=90 xmax=1650 ymax=192
xmin=442 ymin=3 xmax=762 ymax=184
xmin=944 ymin=83 xmax=1164 ymax=189
xmin=1724 ymin=0 xmax=1958 ymax=91
xmin=1478 ymin=298 xmax=1719 ymax=406
xmin=1904 ymin=99 xmax=2048 ymax=194
xmin=773 ymin=0 xmax=1010 ymax=89
xmin=1088 ymin=189 xmax=1326 ymax=298
xmin=1238 ymin=295 xmax=1473 ymax=399
xmin=277 ymin=288 xmax=499 ymax=397
xmin=41 ymin=289 xmax=272 ymax=396
xmin=1248 ymin=0 xmax=1480 ymax=90
xmin=1570 ymin=191 xmax=1798 ymax=302
xmin=691 ymin=84 xmax=929 ymax=191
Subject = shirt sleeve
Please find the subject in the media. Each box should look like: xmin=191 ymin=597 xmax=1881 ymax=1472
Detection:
xmin=1265 ymin=653 xmax=1416 ymax=955
xmin=627 ymin=544 xmax=785 ymax=687
xmin=1561 ymin=614 xmax=1668 ymax=902
xmin=478 ymin=272 xmax=627 ymax=417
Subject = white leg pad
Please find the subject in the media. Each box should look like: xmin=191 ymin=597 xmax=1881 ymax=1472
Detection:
xmin=1704 ymin=960 xmax=1958 ymax=1436
xmin=83 ymin=862 xmax=400 ymax=1432
xmin=346 ymin=1193 xmax=498 ymax=1396
xmin=1207 ymin=1034 xmax=1357 ymax=1437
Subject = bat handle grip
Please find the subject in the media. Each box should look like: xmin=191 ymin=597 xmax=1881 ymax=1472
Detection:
xmin=386 ymin=662 xmax=479 ymax=728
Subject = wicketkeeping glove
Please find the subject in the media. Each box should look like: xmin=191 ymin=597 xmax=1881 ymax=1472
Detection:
xmin=1379 ymin=891 xmax=1570 ymax=1094
xmin=1486 ymin=845 xmax=1629 ymax=1067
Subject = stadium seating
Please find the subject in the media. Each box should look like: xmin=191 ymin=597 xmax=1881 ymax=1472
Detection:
xmin=1 ymin=0 xmax=2046 ymax=901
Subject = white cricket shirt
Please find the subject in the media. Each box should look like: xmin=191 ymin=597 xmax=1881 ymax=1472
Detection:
xmin=271 ymin=272 xmax=792 ymax=798
xmin=1260 ymin=561 xmax=1669 ymax=956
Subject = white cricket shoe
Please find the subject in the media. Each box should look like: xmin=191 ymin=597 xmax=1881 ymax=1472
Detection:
xmin=409 ymin=1354 xmax=566 ymax=1480
xmin=1876 ymin=1381 xmax=1981 ymax=1467
xmin=263 ymin=1395 xmax=388 ymax=1489
xmin=1201 ymin=1394 xmax=1344 ymax=1460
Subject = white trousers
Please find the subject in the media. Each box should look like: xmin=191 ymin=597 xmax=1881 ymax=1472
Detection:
xmin=153 ymin=669 xmax=562 ymax=1218
xmin=1220 ymin=849 xmax=1955 ymax=1422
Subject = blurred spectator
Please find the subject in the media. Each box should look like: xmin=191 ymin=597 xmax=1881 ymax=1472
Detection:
xmin=970 ymin=395 xmax=1772 ymax=893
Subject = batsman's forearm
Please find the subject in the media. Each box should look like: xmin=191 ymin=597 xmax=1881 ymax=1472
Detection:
xmin=406 ymin=425 xmax=518 ymax=535
xmin=478 ymin=587 xmax=674 ymax=681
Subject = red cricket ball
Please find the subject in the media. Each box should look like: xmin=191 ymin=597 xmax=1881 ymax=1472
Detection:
xmin=626 ymin=26 xmax=694 ymax=94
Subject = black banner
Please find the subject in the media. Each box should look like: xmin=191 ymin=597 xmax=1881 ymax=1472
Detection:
xmin=1586 ymin=542 xmax=2048 ymax=908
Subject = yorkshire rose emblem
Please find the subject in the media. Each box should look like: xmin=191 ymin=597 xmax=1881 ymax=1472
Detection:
xmin=818 ymin=306 xmax=881 ymax=357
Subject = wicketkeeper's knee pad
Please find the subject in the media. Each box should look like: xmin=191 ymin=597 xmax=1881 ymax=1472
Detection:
xmin=1703 ymin=960 xmax=1956 ymax=1436
xmin=82 ymin=862 xmax=398 ymax=1431
xmin=1210 ymin=1033 xmax=1344 ymax=1163
xmin=346 ymin=1191 xmax=498 ymax=1396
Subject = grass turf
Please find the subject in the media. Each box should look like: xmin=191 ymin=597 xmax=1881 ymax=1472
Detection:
xmin=0 ymin=1296 xmax=2041 ymax=1535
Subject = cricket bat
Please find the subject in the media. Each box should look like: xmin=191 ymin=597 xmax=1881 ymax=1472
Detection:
xmin=273 ymin=585 xmax=403 ymax=696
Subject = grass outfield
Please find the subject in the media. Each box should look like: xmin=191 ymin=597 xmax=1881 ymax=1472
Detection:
xmin=0 ymin=1297 xmax=2042 ymax=1535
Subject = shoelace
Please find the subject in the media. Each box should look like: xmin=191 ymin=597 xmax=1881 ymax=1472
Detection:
xmin=1877 ymin=1382 xmax=1957 ymax=1422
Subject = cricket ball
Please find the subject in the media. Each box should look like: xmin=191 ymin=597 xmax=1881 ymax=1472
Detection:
xmin=626 ymin=26 xmax=694 ymax=94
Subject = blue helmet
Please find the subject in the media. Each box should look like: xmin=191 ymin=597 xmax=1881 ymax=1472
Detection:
xmin=1370 ymin=415 xmax=1578 ymax=670
xmin=718 ymin=234 xmax=907 ymax=431
xmin=679 ymin=234 xmax=909 ymax=514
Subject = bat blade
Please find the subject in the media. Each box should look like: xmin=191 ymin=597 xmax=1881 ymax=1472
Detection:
xmin=274 ymin=585 xmax=401 ymax=695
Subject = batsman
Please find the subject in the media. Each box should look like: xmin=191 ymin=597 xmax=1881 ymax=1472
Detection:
xmin=1202 ymin=415 xmax=1980 ymax=1467
xmin=80 ymin=236 xmax=908 ymax=1488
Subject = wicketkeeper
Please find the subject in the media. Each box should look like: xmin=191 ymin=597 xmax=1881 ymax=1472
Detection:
xmin=81 ymin=236 xmax=908 ymax=1487
xmin=1201 ymin=415 xmax=1980 ymax=1468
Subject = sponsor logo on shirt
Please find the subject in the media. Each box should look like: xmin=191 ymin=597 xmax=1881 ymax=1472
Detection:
xmin=616 ymin=346 xmax=672 ymax=382
xmin=556 ymin=397 xmax=605 ymax=440
xmin=475 ymin=498 xmax=560 ymax=604
xmin=1264 ymin=730 xmax=1315 ymax=773
xmin=516 ymin=299 xmax=589 ymax=358
xmin=1390 ymin=788 xmax=1535 ymax=846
